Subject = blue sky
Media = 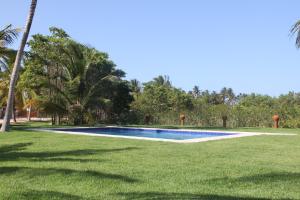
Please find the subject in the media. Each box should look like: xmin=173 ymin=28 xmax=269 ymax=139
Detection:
xmin=1 ymin=0 xmax=300 ymax=96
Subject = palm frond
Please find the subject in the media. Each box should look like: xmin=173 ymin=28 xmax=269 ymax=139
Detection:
xmin=0 ymin=48 xmax=17 ymax=73
xmin=290 ymin=20 xmax=300 ymax=48
xmin=0 ymin=24 xmax=21 ymax=47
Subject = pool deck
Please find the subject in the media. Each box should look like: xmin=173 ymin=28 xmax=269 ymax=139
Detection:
xmin=31 ymin=126 xmax=297 ymax=143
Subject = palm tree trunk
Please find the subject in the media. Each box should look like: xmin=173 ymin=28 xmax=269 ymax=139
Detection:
xmin=0 ymin=0 xmax=37 ymax=132
xmin=27 ymin=105 xmax=32 ymax=121
xmin=222 ymin=116 xmax=227 ymax=128
xmin=13 ymin=107 xmax=17 ymax=123
xmin=13 ymin=97 xmax=17 ymax=123
xmin=55 ymin=113 xmax=59 ymax=125
xmin=51 ymin=115 xmax=54 ymax=125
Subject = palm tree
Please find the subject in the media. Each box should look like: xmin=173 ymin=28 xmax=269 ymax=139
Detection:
xmin=192 ymin=86 xmax=200 ymax=98
xmin=153 ymin=75 xmax=171 ymax=87
xmin=220 ymin=87 xmax=235 ymax=105
xmin=130 ymin=79 xmax=141 ymax=99
xmin=1 ymin=0 xmax=37 ymax=132
xmin=291 ymin=20 xmax=300 ymax=48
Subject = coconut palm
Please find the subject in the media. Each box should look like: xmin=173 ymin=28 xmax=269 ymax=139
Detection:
xmin=1 ymin=0 xmax=37 ymax=132
xmin=192 ymin=86 xmax=200 ymax=98
xmin=153 ymin=75 xmax=171 ymax=87
xmin=220 ymin=87 xmax=235 ymax=105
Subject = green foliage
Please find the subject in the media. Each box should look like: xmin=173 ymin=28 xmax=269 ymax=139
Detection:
xmin=131 ymin=77 xmax=193 ymax=124
xmin=20 ymin=27 xmax=133 ymax=125
xmin=130 ymin=80 xmax=300 ymax=128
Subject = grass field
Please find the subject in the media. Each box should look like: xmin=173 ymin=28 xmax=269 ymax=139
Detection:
xmin=0 ymin=123 xmax=299 ymax=199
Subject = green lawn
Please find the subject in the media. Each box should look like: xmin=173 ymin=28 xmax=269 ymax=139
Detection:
xmin=0 ymin=123 xmax=300 ymax=199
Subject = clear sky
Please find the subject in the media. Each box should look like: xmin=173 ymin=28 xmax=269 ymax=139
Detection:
xmin=1 ymin=0 xmax=300 ymax=96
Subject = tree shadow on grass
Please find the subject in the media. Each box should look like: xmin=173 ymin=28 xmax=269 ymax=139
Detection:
xmin=0 ymin=142 xmax=139 ymax=162
xmin=237 ymin=172 xmax=300 ymax=183
xmin=206 ymin=172 xmax=300 ymax=185
xmin=0 ymin=142 xmax=33 ymax=153
xmin=117 ymin=192 xmax=296 ymax=200
xmin=115 ymin=172 xmax=300 ymax=200
xmin=0 ymin=166 xmax=138 ymax=183
xmin=30 ymin=157 xmax=103 ymax=163
xmin=17 ymin=190 xmax=83 ymax=200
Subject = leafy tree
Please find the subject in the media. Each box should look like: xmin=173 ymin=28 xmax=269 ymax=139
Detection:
xmin=21 ymin=27 xmax=132 ymax=125
xmin=131 ymin=76 xmax=192 ymax=124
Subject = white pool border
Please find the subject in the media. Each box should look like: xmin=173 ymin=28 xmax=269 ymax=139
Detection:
xmin=30 ymin=126 xmax=297 ymax=143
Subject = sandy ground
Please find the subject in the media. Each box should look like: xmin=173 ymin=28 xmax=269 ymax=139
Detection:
xmin=0 ymin=118 xmax=50 ymax=124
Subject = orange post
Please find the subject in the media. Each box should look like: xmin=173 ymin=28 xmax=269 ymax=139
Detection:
xmin=272 ymin=114 xmax=279 ymax=128
xmin=180 ymin=114 xmax=185 ymax=126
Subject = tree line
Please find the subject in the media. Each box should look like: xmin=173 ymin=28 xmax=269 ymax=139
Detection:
xmin=2 ymin=19 xmax=300 ymax=129
xmin=129 ymin=77 xmax=300 ymax=128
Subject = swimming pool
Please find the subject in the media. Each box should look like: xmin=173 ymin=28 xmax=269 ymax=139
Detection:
xmin=42 ymin=127 xmax=260 ymax=143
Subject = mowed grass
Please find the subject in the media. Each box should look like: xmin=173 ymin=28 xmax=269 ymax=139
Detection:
xmin=0 ymin=124 xmax=300 ymax=199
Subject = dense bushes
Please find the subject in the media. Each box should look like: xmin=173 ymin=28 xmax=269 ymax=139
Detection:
xmin=130 ymin=77 xmax=300 ymax=128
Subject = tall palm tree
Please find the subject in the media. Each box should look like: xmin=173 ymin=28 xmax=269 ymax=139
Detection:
xmin=291 ymin=20 xmax=300 ymax=48
xmin=1 ymin=0 xmax=37 ymax=132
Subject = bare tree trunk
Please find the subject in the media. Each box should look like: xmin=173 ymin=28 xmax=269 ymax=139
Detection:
xmin=11 ymin=108 xmax=14 ymax=123
xmin=1 ymin=0 xmax=37 ymax=132
xmin=13 ymin=107 xmax=17 ymax=123
xmin=222 ymin=116 xmax=228 ymax=128
xmin=27 ymin=105 xmax=32 ymax=121
xmin=51 ymin=115 xmax=54 ymax=125
xmin=13 ymin=97 xmax=17 ymax=123
xmin=55 ymin=113 xmax=59 ymax=125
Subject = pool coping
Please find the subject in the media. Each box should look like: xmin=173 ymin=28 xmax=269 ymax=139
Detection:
xmin=29 ymin=126 xmax=297 ymax=143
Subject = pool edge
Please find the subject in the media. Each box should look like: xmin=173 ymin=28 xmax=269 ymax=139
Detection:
xmin=28 ymin=127 xmax=265 ymax=143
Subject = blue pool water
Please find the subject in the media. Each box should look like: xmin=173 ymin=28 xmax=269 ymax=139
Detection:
xmin=53 ymin=127 xmax=234 ymax=140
